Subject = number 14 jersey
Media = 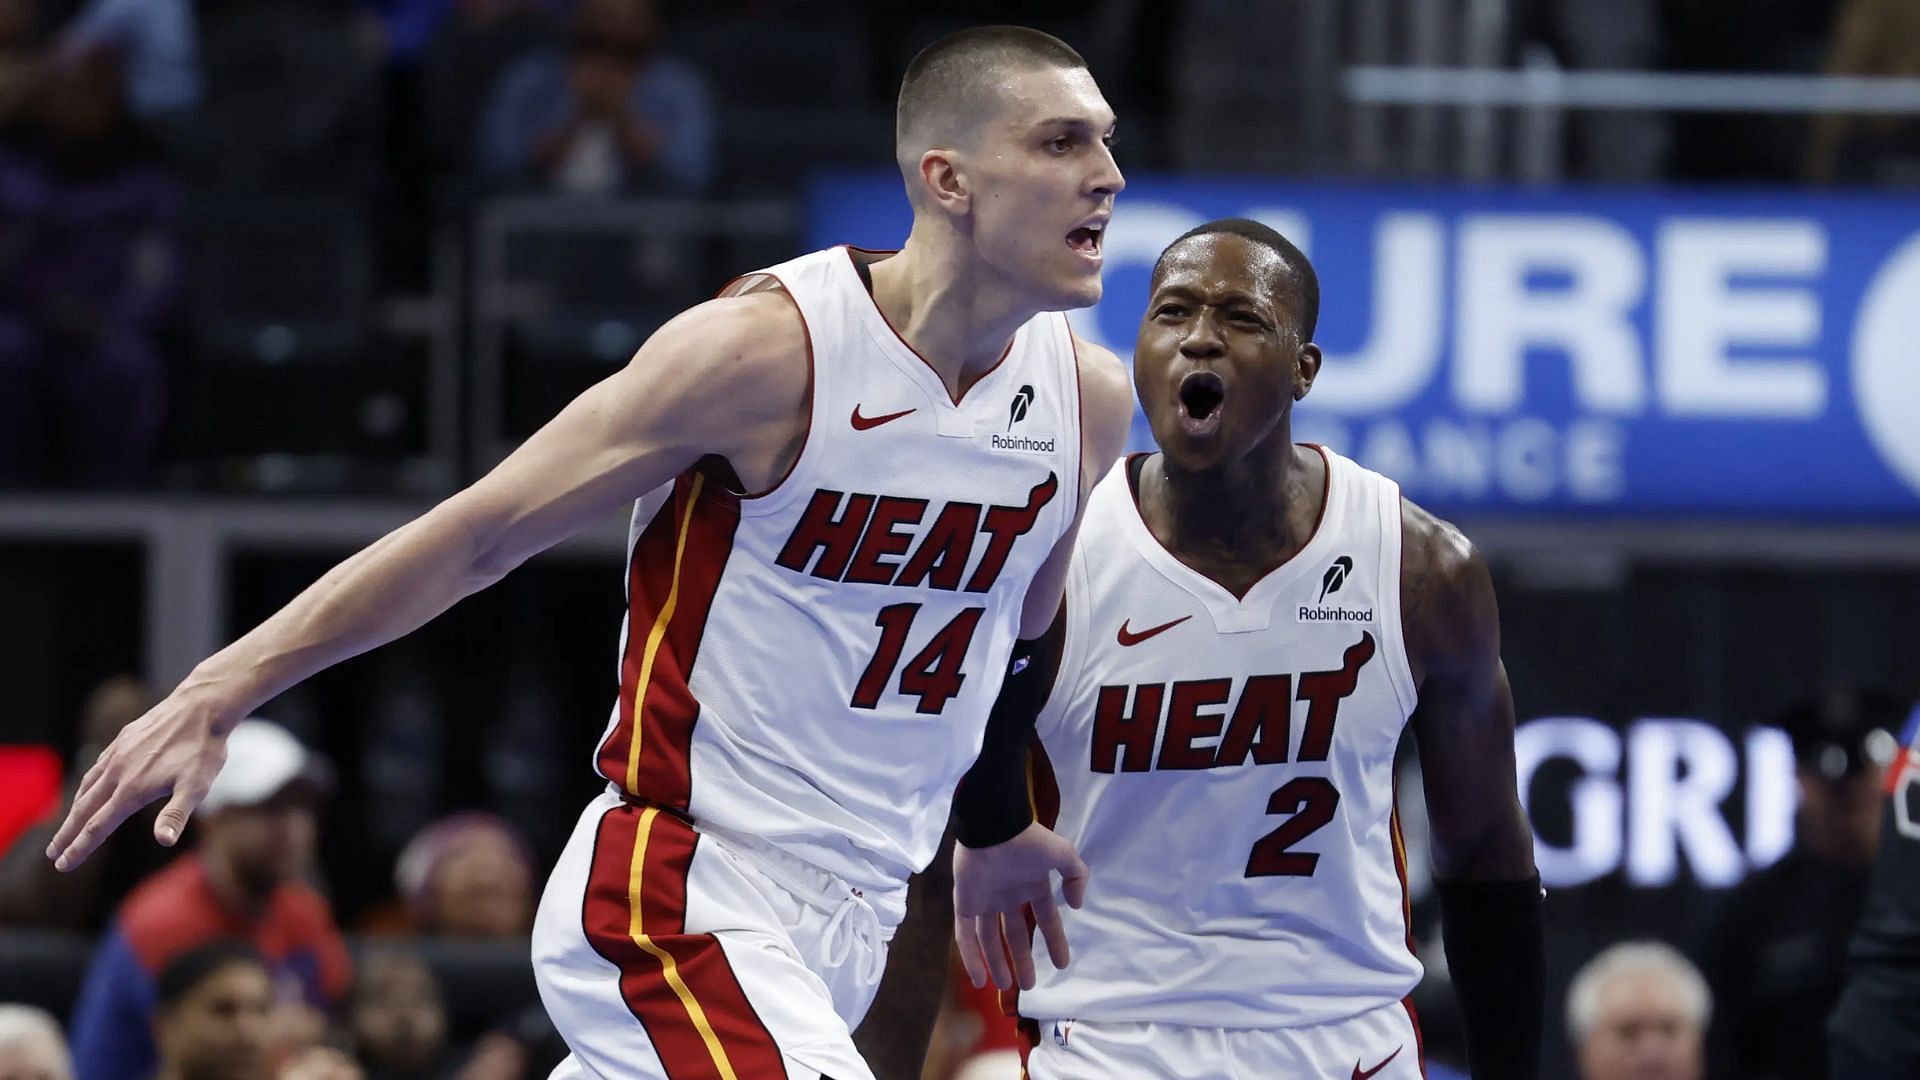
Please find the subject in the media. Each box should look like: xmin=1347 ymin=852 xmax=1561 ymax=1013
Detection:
xmin=1025 ymin=448 xmax=1423 ymax=1028
xmin=591 ymin=246 xmax=1081 ymax=898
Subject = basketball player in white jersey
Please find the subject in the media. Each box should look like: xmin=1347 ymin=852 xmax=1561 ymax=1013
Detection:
xmin=46 ymin=26 xmax=1135 ymax=1080
xmin=951 ymin=220 xmax=1544 ymax=1079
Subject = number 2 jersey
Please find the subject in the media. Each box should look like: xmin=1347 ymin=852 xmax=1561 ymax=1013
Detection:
xmin=1022 ymin=447 xmax=1424 ymax=1028
xmin=589 ymin=245 xmax=1082 ymax=897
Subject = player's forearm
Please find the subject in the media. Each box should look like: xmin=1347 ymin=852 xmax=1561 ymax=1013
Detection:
xmin=1438 ymin=874 xmax=1544 ymax=1080
xmin=180 ymin=504 xmax=509 ymax=717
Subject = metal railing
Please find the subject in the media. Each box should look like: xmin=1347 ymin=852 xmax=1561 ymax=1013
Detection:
xmin=470 ymin=197 xmax=796 ymax=467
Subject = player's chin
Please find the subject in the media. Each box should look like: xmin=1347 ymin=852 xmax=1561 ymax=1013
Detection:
xmin=1150 ymin=418 xmax=1229 ymax=472
xmin=1039 ymin=270 xmax=1102 ymax=311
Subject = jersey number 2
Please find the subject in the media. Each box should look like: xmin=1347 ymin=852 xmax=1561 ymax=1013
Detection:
xmin=1244 ymin=777 xmax=1340 ymax=877
xmin=852 ymin=603 xmax=985 ymax=715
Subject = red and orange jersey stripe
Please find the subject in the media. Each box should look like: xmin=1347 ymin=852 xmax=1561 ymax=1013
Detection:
xmin=596 ymin=472 xmax=740 ymax=806
xmin=582 ymin=803 xmax=786 ymax=1080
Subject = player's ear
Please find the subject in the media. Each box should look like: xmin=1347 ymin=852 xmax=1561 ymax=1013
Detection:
xmin=918 ymin=148 xmax=972 ymax=215
xmin=1293 ymin=342 xmax=1323 ymax=401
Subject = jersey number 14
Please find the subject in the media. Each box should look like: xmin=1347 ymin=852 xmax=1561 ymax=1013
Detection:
xmin=851 ymin=603 xmax=985 ymax=715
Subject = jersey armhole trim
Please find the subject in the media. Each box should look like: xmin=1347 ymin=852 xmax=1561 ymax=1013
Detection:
xmin=733 ymin=273 xmax=816 ymax=515
xmin=1381 ymin=483 xmax=1420 ymax=717
xmin=1065 ymin=313 xmax=1086 ymax=534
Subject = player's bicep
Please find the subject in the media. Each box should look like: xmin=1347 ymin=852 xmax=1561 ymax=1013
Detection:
xmin=1407 ymin=531 xmax=1534 ymax=881
xmin=447 ymin=294 xmax=802 ymax=574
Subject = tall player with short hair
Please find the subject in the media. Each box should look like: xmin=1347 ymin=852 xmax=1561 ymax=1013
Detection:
xmin=953 ymin=220 xmax=1543 ymax=1079
xmin=48 ymin=27 xmax=1133 ymax=1080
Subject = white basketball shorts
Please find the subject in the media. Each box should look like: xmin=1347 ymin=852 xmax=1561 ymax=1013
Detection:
xmin=533 ymin=789 xmax=905 ymax=1080
xmin=1025 ymin=998 xmax=1427 ymax=1080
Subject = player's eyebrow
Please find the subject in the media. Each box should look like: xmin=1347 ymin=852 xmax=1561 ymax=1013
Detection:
xmin=1031 ymin=115 xmax=1118 ymax=133
xmin=1153 ymin=283 xmax=1270 ymax=309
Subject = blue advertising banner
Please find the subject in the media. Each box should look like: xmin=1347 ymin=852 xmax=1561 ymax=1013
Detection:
xmin=808 ymin=174 xmax=1920 ymax=517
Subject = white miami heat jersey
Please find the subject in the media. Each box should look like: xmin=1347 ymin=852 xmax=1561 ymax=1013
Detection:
xmin=591 ymin=246 xmax=1082 ymax=896
xmin=1022 ymin=447 xmax=1423 ymax=1029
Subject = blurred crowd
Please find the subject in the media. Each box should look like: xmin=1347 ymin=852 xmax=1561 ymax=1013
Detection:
xmin=0 ymin=677 xmax=1908 ymax=1080
xmin=2 ymin=1 xmax=1920 ymax=1077
xmin=0 ymin=0 xmax=1916 ymax=490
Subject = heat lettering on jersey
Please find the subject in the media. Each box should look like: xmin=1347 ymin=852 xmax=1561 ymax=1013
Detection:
xmin=1090 ymin=632 xmax=1378 ymax=774
xmin=774 ymin=473 xmax=1059 ymax=593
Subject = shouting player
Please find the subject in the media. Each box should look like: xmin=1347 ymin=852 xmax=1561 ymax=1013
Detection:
xmin=48 ymin=26 xmax=1133 ymax=1080
xmin=953 ymin=219 xmax=1543 ymax=1079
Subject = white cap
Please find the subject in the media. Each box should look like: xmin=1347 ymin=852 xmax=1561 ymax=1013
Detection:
xmin=200 ymin=720 xmax=332 ymax=812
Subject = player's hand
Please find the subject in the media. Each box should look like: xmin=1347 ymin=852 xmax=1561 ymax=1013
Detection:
xmin=45 ymin=686 xmax=236 ymax=871
xmin=952 ymin=821 xmax=1089 ymax=991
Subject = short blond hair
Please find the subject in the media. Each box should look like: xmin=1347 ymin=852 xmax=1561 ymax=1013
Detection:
xmin=1566 ymin=941 xmax=1712 ymax=1040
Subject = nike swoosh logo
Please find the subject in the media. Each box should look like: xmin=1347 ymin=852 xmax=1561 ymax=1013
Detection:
xmin=851 ymin=405 xmax=916 ymax=431
xmin=1353 ymin=1045 xmax=1402 ymax=1080
xmin=1116 ymin=615 xmax=1191 ymax=647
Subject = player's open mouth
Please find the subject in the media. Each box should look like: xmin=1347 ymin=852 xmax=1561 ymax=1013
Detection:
xmin=1066 ymin=222 xmax=1104 ymax=262
xmin=1177 ymin=370 xmax=1225 ymax=437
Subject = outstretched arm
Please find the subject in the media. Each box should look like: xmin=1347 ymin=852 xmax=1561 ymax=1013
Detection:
xmin=1403 ymin=501 xmax=1542 ymax=1080
xmin=48 ymin=290 xmax=809 ymax=869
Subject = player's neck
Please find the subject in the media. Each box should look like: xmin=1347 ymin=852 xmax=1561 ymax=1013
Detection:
xmin=1142 ymin=437 xmax=1322 ymax=576
xmin=867 ymin=233 xmax=1035 ymax=400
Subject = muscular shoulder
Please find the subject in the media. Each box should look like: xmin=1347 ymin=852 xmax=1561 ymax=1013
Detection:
xmin=1072 ymin=336 xmax=1132 ymax=490
xmin=661 ymin=286 xmax=807 ymax=402
xmin=1400 ymin=498 xmax=1500 ymax=683
xmin=607 ymin=286 xmax=810 ymax=444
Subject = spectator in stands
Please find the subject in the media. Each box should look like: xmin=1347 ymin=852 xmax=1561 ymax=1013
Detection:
xmin=1569 ymin=942 xmax=1709 ymax=1080
xmin=347 ymin=950 xmax=447 ymax=1080
xmin=1808 ymin=0 xmax=1920 ymax=184
xmin=389 ymin=812 xmax=535 ymax=939
xmin=477 ymin=0 xmax=714 ymax=194
xmin=0 ymin=1006 xmax=71 ymax=1080
xmin=0 ymin=676 xmax=167 ymax=931
xmin=1699 ymin=690 xmax=1901 ymax=1080
xmin=418 ymin=0 xmax=560 ymax=183
xmin=68 ymin=722 xmax=351 ymax=1080
xmin=0 ymin=44 xmax=178 ymax=489
xmin=55 ymin=0 xmax=199 ymax=125
xmin=150 ymin=942 xmax=273 ymax=1080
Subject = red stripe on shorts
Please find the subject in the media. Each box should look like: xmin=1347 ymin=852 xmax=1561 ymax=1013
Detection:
xmin=580 ymin=803 xmax=786 ymax=1080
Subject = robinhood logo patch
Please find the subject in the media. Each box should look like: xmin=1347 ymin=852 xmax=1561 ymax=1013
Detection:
xmin=1300 ymin=555 xmax=1369 ymax=623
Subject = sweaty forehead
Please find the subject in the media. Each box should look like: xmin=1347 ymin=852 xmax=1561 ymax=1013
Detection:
xmin=987 ymin=65 xmax=1113 ymax=135
xmin=1154 ymin=234 xmax=1286 ymax=305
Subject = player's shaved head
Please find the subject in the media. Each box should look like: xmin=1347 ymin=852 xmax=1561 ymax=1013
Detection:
xmin=895 ymin=26 xmax=1088 ymax=175
xmin=1154 ymin=219 xmax=1321 ymax=341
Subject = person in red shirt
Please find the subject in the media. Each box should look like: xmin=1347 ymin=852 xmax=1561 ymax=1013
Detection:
xmin=67 ymin=721 xmax=350 ymax=1080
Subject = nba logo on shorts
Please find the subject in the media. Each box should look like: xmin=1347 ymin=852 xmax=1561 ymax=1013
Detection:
xmin=1052 ymin=1019 xmax=1073 ymax=1047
